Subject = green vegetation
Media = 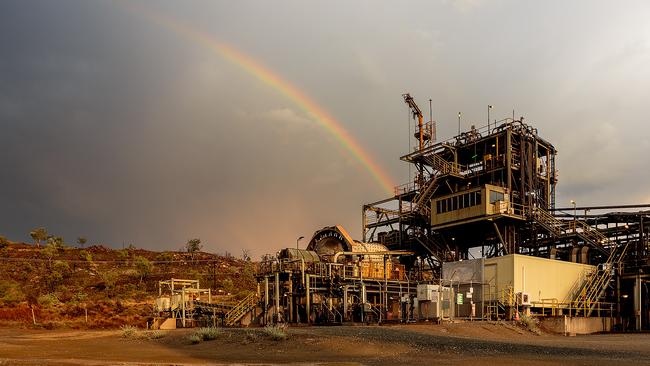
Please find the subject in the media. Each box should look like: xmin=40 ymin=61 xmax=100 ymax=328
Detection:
xmin=146 ymin=330 xmax=167 ymax=339
xmin=120 ymin=324 xmax=138 ymax=338
xmin=134 ymin=256 xmax=153 ymax=283
xmin=263 ymin=324 xmax=288 ymax=341
xmin=187 ymin=327 xmax=224 ymax=344
xmin=37 ymin=293 xmax=60 ymax=307
xmin=0 ymin=280 xmax=25 ymax=304
xmin=518 ymin=314 xmax=542 ymax=335
xmin=99 ymin=270 xmax=118 ymax=296
xmin=155 ymin=252 xmax=174 ymax=262
xmin=0 ymin=242 xmax=256 ymax=329
xmin=194 ymin=327 xmax=223 ymax=341
xmin=77 ymin=237 xmax=87 ymax=248
xmin=79 ymin=250 xmax=92 ymax=262
xmin=186 ymin=238 xmax=202 ymax=259
xmin=46 ymin=236 xmax=66 ymax=250
xmin=117 ymin=249 xmax=129 ymax=259
xmin=30 ymin=227 xmax=48 ymax=248
xmin=0 ymin=236 xmax=9 ymax=249
xmin=187 ymin=333 xmax=202 ymax=344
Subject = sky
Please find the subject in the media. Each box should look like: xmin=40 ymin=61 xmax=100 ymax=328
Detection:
xmin=1 ymin=0 xmax=649 ymax=257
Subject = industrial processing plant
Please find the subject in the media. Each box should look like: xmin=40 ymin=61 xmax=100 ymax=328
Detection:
xmin=244 ymin=94 xmax=649 ymax=334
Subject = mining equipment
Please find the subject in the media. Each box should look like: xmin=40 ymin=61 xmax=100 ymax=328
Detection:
xmin=256 ymin=94 xmax=650 ymax=332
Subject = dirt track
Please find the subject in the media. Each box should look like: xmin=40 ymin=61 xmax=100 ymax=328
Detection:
xmin=1 ymin=323 xmax=649 ymax=365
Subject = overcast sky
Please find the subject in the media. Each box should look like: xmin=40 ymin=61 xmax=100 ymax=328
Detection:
xmin=1 ymin=0 xmax=649 ymax=257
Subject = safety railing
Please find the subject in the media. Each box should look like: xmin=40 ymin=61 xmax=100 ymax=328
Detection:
xmin=224 ymin=292 xmax=258 ymax=326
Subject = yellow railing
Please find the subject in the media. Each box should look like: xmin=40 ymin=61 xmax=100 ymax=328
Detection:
xmin=224 ymin=292 xmax=258 ymax=326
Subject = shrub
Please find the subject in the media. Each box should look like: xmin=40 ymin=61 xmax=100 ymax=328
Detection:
xmin=193 ymin=327 xmax=222 ymax=341
xmin=79 ymin=250 xmax=92 ymax=262
xmin=0 ymin=280 xmax=25 ymax=304
xmin=37 ymin=293 xmax=60 ymax=307
xmin=0 ymin=235 xmax=9 ymax=248
xmin=155 ymin=252 xmax=174 ymax=262
xmin=221 ymin=278 xmax=234 ymax=294
xmin=134 ymin=256 xmax=153 ymax=283
xmin=518 ymin=314 xmax=541 ymax=335
xmin=263 ymin=324 xmax=288 ymax=341
xmin=146 ymin=330 xmax=166 ymax=339
xmin=187 ymin=333 xmax=202 ymax=344
xmin=120 ymin=325 xmax=138 ymax=338
xmin=53 ymin=260 xmax=70 ymax=275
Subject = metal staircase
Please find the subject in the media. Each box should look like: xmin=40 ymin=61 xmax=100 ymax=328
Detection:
xmin=532 ymin=207 xmax=609 ymax=254
xmin=224 ymin=292 xmax=258 ymax=326
xmin=413 ymin=234 xmax=448 ymax=263
xmin=422 ymin=154 xmax=460 ymax=176
xmin=573 ymin=240 xmax=632 ymax=316
xmin=412 ymin=176 xmax=439 ymax=216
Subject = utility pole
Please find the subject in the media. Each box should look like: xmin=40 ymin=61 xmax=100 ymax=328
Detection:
xmin=488 ymin=105 xmax=493 ymax=132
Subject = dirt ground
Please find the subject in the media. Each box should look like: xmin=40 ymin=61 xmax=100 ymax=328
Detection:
xmin=1 ymin=322 xmax=649 ymax=365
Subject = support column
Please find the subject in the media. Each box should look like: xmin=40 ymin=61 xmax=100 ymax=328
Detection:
xmin=306 ymin=274 xmax=311 ymax=324
xmin=274 ymin=272 xmax=280 ymax=323
xmin=635 ymin=275 xmax=642 ymax=331
xmin=288 ymin=273 xmax=293 ymax=323
xmin=264 ymin=277 xmax=269 ymax=326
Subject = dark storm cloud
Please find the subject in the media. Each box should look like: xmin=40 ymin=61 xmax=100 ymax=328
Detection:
xmin=1 ymin=0 xmax=649 ymax=256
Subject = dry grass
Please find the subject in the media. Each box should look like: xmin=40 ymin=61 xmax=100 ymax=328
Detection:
xmin=187 ymin=333 xmax=202 ymax=344
xmin=517 ymin=314 xmax=542 ymax=335
xmin=120 ymin=325 xmax=138 ymax=338
xmin=263 ymin=324 xmax=288 ymax=341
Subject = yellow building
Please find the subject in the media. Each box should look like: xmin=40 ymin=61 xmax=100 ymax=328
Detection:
xmin=443 ymin=254 xmax=595 ymax=307
xmin=483 ymin=254 xmax=594 ymax=304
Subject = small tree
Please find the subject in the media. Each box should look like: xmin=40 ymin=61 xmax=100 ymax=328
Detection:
xmin=77 ymin=236 xmax=87 ymax=248
xmin=46 ymin=236 xmax=65 ymax=251
xmin=134 ymin=256 xmax=153 ymax=283
xmin=42 ymin=243 xmax=58 ymax=268
xmin=241 ymin=249 xmax=251 ymax=262
xmin=186 ymin=238 xmax=202 ymax=260
xmin=30 ymin=227 xmax=48 ymax=248
xmin=0 ymin=236 xmax=9 ymax=249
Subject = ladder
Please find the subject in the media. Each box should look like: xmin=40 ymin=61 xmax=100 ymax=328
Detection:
xmin=224 ymin=292 xmax=258 ymax=326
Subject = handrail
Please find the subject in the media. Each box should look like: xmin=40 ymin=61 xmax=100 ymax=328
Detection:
xmin=224 ymin=292 xmax=257 ymax=326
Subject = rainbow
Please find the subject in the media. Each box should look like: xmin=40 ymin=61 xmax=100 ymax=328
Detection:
xmin=119 ymin=3 xmax=395 ymax=195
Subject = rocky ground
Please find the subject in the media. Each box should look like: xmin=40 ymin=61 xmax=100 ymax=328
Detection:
xmin=0 ymin=322 xmax=648 ymax=365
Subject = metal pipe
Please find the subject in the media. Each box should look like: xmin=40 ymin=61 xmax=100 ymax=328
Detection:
xmin=550 ymin=203 xmax=650 ymax=211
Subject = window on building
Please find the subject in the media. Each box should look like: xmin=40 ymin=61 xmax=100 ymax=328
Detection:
xmin=490 ymin=190 xmax=504 ymax=203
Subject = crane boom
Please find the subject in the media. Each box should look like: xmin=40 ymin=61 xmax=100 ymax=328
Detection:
xmin=402 ymin=93 xmax=425 ymax=150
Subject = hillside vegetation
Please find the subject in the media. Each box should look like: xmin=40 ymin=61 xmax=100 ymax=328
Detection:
xmin=0 ymin=241 xmax=256 ymax=329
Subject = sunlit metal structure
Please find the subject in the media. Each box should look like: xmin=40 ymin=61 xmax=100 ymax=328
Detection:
xmin=257 ymin=95 xmax=650 ymax=331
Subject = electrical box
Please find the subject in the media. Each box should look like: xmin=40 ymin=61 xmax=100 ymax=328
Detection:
xmin=417 ymin=284 xmax=439 ymax=301
xmin=517 ymin=292 xmax=531 ymax=306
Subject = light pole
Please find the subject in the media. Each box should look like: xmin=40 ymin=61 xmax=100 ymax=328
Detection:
xmin=487 ymin=105 xmax=493 ymax=132
xmin=570 ymin=200 xmax=577 ymax=232
xmin=458 ymin=112 xmax=462 ymax=136
xmin=296 ymin=236 xmax=304 ymax=250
